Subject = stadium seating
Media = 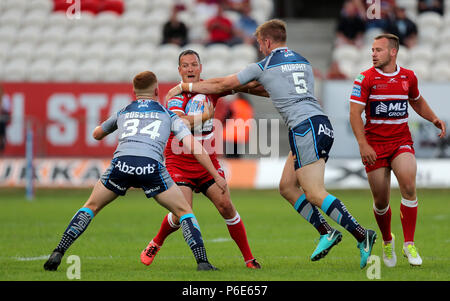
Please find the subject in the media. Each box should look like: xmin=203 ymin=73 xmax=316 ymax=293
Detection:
xmin=332 ymin=2 xmax=450 ymax=81
xmin=0 ymin=0 xmax=263 ymax=83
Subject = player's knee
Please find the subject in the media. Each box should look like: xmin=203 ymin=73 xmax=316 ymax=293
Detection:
xmin=400 ymin=180 xmax=416 ymax=198
xmin=303 ymin=190 xmax=327 ymax=207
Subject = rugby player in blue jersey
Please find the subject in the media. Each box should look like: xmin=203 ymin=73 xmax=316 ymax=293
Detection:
xmin=43 ymin=71 xmax=225 ymax=272
xmin=166 ymin=19 xmax=377 ymax=268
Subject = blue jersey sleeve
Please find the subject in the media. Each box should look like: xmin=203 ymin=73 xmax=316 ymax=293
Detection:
xmin=237 ymin=63 xmax=263 ymax=85
xmin=101 ymin=112 xmax=118 ymax=133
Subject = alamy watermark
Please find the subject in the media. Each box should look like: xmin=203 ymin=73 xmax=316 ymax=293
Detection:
xmin=170 ymin=117 xmax=281 ymax=157
xmin=366 ymin=0 xmax=381 ymax=20
xmin=66 ymin=255 xmax=81 ymax=280
xmin=366 ymin=255 xmax=381 ymax=280
xmin=66 ymin=0 xmax=81 ymax=20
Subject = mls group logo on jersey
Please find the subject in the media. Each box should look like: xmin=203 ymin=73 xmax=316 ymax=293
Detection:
xmin=371 ymin=100 xmax=408 ymax=118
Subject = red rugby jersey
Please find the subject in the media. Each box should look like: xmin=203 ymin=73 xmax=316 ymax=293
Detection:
xmin=164 ymin=91 xmax=221 ymax=167
xmin=349 ymin=65 xmax=420 ymax=143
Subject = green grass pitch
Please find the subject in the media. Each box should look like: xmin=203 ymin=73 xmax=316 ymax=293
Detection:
xmin=0 ymin=187 xmax=449 ymax=281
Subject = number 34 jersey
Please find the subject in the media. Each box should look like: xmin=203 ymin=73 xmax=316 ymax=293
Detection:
xmin=349 ymin=65 xmax=420 ymax=143
xmin=236 ymin=47 xmax=324 ymax=129
xmin=100 ymin=99 xmax=191 ymax=163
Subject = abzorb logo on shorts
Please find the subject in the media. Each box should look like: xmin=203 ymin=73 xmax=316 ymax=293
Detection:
xmin=370 ymin=100 xmax=408 ymax=118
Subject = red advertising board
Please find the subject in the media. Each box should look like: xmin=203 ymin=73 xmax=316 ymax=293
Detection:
xmin=1 ymin=82 xmax=176 ymax=157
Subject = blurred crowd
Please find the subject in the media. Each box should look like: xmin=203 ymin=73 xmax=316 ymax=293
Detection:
xmin=327 ymin=0 xmax=445 ymax=79
xmin=335 ymin=0 xmax=444 ymax=49
xmin=162 ymin=0 xmax=259 ymax=48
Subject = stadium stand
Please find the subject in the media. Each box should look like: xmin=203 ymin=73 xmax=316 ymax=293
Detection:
xmin=0 ymin=0 xmax=274 ymax=83
xmin=330 ymin=0 xmax=450 ymax=81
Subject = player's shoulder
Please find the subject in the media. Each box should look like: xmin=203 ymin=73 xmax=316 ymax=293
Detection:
xmin=354 ymin=67 xmax=376 ymax=83
xmin=261 ymin=48 xmax=310 ymax=70
xmin=398 ymin=66 xmax=417 ymax=78
xmin=167 ymin=93 xmax=188 ymax=109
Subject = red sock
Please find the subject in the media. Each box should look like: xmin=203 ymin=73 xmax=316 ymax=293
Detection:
xmin=225 ymin=212 xmax=254 ymax=262
xmin=400 ymin=198 xmax=418 ymax=244
xmin=153 ymin=212 xmax=180 ymax=246
xmin=373 ymin=204 xmax=392 ymax=242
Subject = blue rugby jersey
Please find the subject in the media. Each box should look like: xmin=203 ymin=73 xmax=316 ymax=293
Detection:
xmin=101 ymin=99 xmax=191 ymax=163
xmin=237 ymin=47 xmax=324 ymax=129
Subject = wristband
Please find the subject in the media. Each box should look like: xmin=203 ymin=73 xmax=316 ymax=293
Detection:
xmin=189 ymin=83 xmax=193 ymax=92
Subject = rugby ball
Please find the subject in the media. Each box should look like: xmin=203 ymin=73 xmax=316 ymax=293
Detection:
xmin=185 ymin=94 xmax=210 ymax=115
xmin=185 ymin=94 xmax=212 ymax=133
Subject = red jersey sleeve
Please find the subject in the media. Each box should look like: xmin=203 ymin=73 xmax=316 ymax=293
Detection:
xmin=409 ymin=71 xmax=421 ymax=100
xmin=167 ymin=94 xmax=186 ymax=114
xmin=349 ymin=73 xmax=370 ymax=106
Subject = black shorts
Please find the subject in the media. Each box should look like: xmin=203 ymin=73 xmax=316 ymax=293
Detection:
xmin=288 ymin=115 xmax=334 ymax=170
xmin=101 ymin=156 xmax=174 ymax=198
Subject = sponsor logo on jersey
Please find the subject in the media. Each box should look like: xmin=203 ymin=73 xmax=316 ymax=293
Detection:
xmin=375 ymin=102 xmax=388 ymax=114
xmin=402 ymin=81 xmax=409 ymax=91
xmin=355 ymin=74 xmax=365 ymax=83
xmin=284 ymin=50 xmax=294 ymax=57
xmin=388 ymin=78 xmax=398 ymax=83
xmin=351 ymin=84 xmax=362 ymax=97
xmin=168 ymin=99 xmax=184 ymax=109
xmin=371 ymin=100 xmax=408 ymax=117
xmin=137 ymin=100 xmax=150 ymax=108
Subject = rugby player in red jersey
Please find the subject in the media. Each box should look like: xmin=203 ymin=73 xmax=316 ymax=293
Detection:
xmin=349 ymin=34 xmax=446 ymax=267
xmin=140 ymin=50 xmax=261 ymax=269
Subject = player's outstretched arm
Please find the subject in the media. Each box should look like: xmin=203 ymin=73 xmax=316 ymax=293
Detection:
xmin=166 ymin=74 xmax=241 ymax=101
xmin=409 ymin=96 xmax=446 ymax=138
xmin=92 ymin=125 xmax=109 ymax=140
xmin=181 ymin=134 xmax=227 ymax=193
xmin=349 ymin=102 xmax=377 ymax=165
xmin=234 ymin=81 xmax=270 ymax=98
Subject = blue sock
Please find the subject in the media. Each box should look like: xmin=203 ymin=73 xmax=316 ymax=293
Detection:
xmin=180 ymin=214 xmax=208 ymax=264
xmin=55 ymin=207 xmax=94 ymax=254
xmin=294 ymin=194 xmax=332 ymax=235
xmin=321 ymin=195 xmax=366 ymax=242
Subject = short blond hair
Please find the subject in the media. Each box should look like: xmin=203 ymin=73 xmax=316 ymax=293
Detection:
xmin=254 ymin=19 xmax=287 ymax=43
xmin=375 ymin=33 xmax=400 ymax=51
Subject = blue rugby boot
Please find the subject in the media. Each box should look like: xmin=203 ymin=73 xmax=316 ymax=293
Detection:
xmin=311 ymin=229 xmax=343 ymax=261
xmin=358 ymin=229 xmax=377 ymax=269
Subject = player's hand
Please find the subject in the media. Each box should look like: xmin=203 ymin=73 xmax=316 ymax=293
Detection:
xmin=359 ymin=142 xmax=377 ymax=166
xmin=166 ymin=84 xmax=182 ymax=102
xmin=214 ymin=176 xmax=227 ymax=194
xmin=432 ymin=118 xmax=446 ymax=138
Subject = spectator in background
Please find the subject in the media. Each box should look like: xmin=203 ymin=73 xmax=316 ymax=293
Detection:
xmin=391 ymin=6 xmax=418 ymax=48
xmin=233 ymin=2 xmax=258 ymax=46
xmin=225 ymin=0 xmax=250 ymax=13
xmin=205 ymin=3 xmax=235 ymax=46
xmin=162 ymin=5 xmax=189 ymax=47
xmin=336 ymin=0 xmax=366 ymax=47
xmin=365 ymin=1 xmax=396 ymax=32
xmin=418 ymin=0 xmax=444 ymax=15
xmin=0 ymin=84 xmax=11 ymax=154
